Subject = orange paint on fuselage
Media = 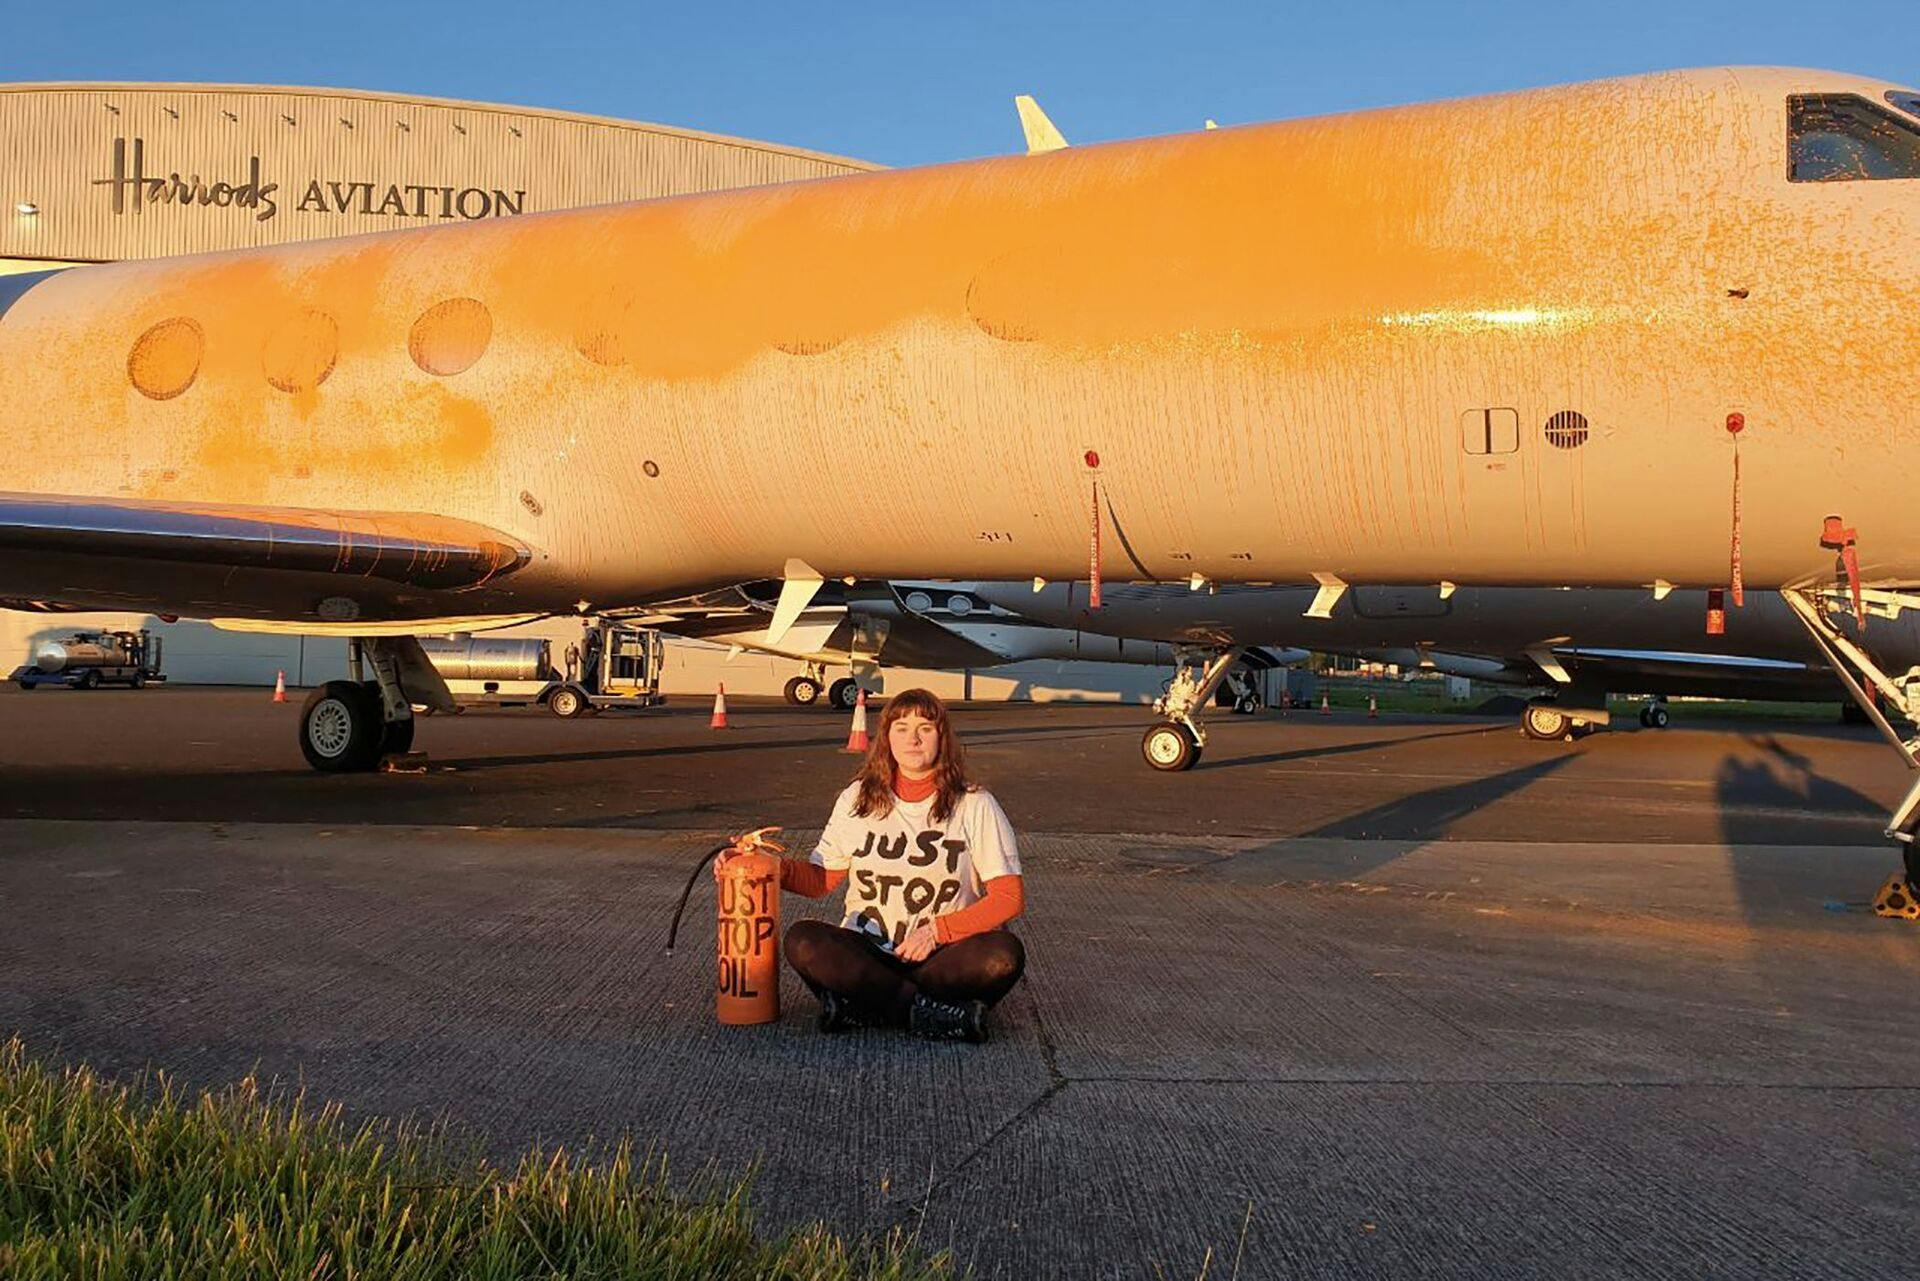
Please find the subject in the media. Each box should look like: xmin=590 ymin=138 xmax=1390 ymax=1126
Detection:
xmin=2 ymin=67 xmax=1918 ymax=624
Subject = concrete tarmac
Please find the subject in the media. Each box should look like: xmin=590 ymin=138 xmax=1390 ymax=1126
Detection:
xmin=2 ymin=688 xmax=1919 ymax=1277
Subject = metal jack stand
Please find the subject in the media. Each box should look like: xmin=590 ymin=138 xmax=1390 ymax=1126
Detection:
xmin=1781 ymin=587 xmax=1920 ymax=916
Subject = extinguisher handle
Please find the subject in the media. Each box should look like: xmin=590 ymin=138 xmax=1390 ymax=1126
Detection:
xmin=665 ymin=842 xmax=736 ymax=956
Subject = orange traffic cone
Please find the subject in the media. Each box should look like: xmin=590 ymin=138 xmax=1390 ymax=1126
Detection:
xmin=1368 ymin=695 xmax=1378 ymax=718
xmin=1319 ymin=693 xmax=1331 ymax=716
xmin=273 ymin=670 xmax=287 ymax=703
xmin=710 ymin=683 xmax=729 ymax=729
xmin=844 ymin=689 xmax=870 ymax=753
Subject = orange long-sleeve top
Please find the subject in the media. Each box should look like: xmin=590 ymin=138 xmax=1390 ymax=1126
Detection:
xmin=778 ymin=773 xmax=1025 ymax=944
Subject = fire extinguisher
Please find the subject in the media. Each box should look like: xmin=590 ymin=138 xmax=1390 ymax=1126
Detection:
xmin=665 ymin=826 xmax=785 ymax=1025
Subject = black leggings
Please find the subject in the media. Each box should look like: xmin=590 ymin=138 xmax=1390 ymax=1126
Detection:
xmin=784 ymin=920 xmax=1025 ymax=1024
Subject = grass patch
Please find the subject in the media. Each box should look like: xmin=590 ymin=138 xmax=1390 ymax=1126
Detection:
xmin=0 ymin=1037 xmax=950 ymax=1280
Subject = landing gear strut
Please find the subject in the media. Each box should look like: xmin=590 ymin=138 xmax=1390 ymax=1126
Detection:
xmin=1141 ymin=646 xmax=1243 ymax=772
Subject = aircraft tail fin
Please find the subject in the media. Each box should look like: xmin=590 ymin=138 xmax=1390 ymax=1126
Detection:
xmin=1014 ymin=95 xmax=1070 ymax=154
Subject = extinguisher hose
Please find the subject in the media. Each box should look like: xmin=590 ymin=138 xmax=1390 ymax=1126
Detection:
xmin=664 ymin=841 xmax=736 ymax=956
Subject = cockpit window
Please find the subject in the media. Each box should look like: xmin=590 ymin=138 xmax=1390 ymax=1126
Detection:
xmin=1789 ymin=93 xmax=1920 ymax=181
xmin=1890 ymin=91 xmax=1920 ymax=119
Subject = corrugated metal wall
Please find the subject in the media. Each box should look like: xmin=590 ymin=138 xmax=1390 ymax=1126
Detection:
xmin=0 ymin=82 xmax=876 ymax=262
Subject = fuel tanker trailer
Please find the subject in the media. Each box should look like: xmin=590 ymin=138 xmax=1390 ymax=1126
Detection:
xmin=11 ymin=629 xmax=166 ymax=690
xmin=417 ymin=619 xmax=664 ymax=717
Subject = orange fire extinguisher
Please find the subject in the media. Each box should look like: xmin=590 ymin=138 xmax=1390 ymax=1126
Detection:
xmin=665 ymin=826 xmax=785 ymax=1025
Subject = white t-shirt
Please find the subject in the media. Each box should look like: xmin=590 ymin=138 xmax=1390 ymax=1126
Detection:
xmin=812 ymin=782 xmax=1021 ymax=951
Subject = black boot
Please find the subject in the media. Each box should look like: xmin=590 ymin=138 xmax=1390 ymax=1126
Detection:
xmin=817 ymin=991 xmax=858 ymax=1034
xmin=908 ymin=994 xmax=987 ymax=1043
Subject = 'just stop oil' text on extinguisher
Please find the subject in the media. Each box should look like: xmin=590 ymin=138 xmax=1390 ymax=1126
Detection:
xmin=665 ymin=827 xmax=784 ymax=1025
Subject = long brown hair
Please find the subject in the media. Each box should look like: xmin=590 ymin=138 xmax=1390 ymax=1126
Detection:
xmin=851 ymin=688 xmax=972 ymax=823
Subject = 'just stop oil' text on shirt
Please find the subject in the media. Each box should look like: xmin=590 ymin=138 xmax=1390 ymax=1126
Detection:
xmin=810 ymin=781 xmax=1021 ymax=950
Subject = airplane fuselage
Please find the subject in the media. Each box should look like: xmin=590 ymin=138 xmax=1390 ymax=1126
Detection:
xmin=2 ymin=67 xmax=1917 ymax=624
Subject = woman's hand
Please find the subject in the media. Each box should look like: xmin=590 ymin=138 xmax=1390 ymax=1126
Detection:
xmin=711 ymin=850 xmax=738 ymax=881
xmin=897 ymin=921 xmax=939 ymax=962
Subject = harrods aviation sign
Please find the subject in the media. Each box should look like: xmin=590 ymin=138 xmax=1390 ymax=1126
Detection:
xmin=90 ymin=137 xmax=528 ymax=224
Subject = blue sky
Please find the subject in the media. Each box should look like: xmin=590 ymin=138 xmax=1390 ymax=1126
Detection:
xmin=4 ymin=2 xmax=1913 ymax=166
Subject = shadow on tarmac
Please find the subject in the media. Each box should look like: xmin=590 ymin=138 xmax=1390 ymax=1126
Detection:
xmin=1222 ymin=754 xmax=1581 ymax=883
xmin=1299 ymin=752 xmax=1577 ymax=841
xmin=431 ymin=717 xmax=1110 ymax=773
xmin=1200 ymin=721 xmax=1505 ymax=771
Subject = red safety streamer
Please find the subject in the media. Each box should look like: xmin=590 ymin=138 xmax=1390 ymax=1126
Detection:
xmin=1085 ymin=450 xmax=1103 ymax=610
xmin=1821 ymin=516 xmax=1865 ymax=630
xmin=1088 ymin=476 xmax=1103 ymax=610
xmin=1726 ymin=413 xmax=1744 ymax=607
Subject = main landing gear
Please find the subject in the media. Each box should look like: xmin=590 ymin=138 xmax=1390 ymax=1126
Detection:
xmin=1782 ymin=586 xmax=1920 ymax=907
xmin=1142 ymin=646 xmax=1244 ymax=772
xmin=299 ymin=636 xmax=448 ymax=773
xmin=781 ymin=663 xmax=862 ymax=710
xmin=1519 ymin=692 xmax=1612 ymax=741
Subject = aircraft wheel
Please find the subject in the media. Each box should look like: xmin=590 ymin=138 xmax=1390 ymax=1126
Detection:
xmin=1646 ymin=705 xmax=1669 ymax=729
xmin=1521 ymin=703 xmax=1571 ymax=742
xmin=300 ymin=680 xmax=384 ymax=772
xmin=80 ymin=670 xmax=100 ymax=690
xmin=785 ymin=675 xmax=822 ymax=706
xmin=828 ymin=678 xmax=859 ymax=710
xmin=1142 ymin=721 xmax=1200 ymax=772
xmin=381 ymin=716 xmax=415 ymax=755
xmin=548 ymin=685 xmax=590 ymax=718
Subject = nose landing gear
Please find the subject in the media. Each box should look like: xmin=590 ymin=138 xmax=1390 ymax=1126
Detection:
xmin=1140 ymin=645 xmax=1244 ymax=772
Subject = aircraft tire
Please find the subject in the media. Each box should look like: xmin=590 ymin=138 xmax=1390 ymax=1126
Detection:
xmin=785 ymin=676 xmax=822 ymax=706
xmin=300 ymin=680 xmax=384 ymax=772
xmin=548 ymin=685 xmax=590 ymax=718
xmin=1142 ymin=721 xmax=1199 ymax=772
xmin=829 ymin=678 xmax=859 ymax=710
xmin=1521 ymin=703 xmax=1571 ymax=741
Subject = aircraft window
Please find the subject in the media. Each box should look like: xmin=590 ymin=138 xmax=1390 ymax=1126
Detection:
xmin=1889 ymin=91 xmax=1920 ymax=120
xmin=1788 ymin=94 xmax=1920 ymax=182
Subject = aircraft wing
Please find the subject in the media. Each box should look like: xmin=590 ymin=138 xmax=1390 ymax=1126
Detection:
xmin=0 ymin=491 xmax=532 ymax=622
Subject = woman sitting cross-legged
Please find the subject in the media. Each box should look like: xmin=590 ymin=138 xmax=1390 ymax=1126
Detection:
xmin=766 ymin=687 xmax=1024 ymax=1042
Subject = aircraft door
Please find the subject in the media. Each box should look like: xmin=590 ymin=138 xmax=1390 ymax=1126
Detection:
xmin=1456 ymin=407 xmax=1533 ymax=558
